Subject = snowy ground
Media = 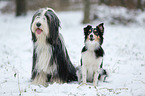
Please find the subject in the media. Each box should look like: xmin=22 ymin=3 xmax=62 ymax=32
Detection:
xmin=0 ymin=8 xmax=145 ymax=96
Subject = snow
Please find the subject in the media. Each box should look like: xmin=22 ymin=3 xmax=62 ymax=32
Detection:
xmin=91 ymin=5 xmax=145 ymax=26
xmin=0 ymin=6 xmax=145 ymax=96
xmin=0 ymin=1 xmax=8 ymax=9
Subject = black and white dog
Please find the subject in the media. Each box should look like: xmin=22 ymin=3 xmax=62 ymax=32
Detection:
xmin=77 ymin=23 xmax=107 ymax=87
xmin=30 ymin=8 xmax=77 ymax=86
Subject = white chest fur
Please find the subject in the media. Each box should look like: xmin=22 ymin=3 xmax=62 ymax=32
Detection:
xmin=82 ymin=51 xmax=103 ymax=82
xmin=34 ymin=41 xmax=57 ymax=75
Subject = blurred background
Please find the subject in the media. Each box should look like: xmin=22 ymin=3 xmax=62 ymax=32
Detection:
xmin=0 ymin=0 xmax=145 ymax=25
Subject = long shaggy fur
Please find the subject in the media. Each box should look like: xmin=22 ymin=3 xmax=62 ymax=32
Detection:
xmin=30 ymin=8 xmax=77 ymax=86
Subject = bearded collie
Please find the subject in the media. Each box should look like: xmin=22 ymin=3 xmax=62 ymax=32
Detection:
xmin=30 ymin=8 xmax=77 ymax=86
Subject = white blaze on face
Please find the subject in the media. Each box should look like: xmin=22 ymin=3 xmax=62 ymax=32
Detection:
xmin=31 ymin=9 xmax=49 ymax=37
xmin=88 ymin=32 xmax=95 ymax=40
xmin=86 ymin=33 xmax=100 ymax=51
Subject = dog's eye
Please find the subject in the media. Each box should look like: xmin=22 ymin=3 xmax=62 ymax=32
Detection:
xmin=88 ymin=30 xmax=92 ymax=33
xmin=94 ymin=31 xmax=98 ymax=35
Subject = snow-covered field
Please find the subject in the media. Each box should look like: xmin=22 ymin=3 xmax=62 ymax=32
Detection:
xmin=0 ymin=7 xmax=145 ymax=96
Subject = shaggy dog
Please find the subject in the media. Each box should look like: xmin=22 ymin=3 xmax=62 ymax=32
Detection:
xmin=30 ymin=8 xmax=77 ymax=86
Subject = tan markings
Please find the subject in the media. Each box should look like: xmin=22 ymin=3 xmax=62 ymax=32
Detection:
xmin=94 ymin=35 xmax=100 ymax=41
xmin=87 ymin=36 xmax=90 ymax=40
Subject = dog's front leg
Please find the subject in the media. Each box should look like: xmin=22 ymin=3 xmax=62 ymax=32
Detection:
xmin=93 ymin=71 xmax=99 ymax=87
xmin=82 ymin=65 xmax=87 ymax=84
xmin=32 ymin=71 xmax=48 ymax=87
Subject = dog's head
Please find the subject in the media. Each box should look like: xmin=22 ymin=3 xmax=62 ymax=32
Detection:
xmin=31 ymin=8 xmax=60 ymax=44
xmin=84 ymin=23 xmax=104 ymax=49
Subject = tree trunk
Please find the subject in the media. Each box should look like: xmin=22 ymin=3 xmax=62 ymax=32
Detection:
xmin=16 ymin=0 xmax=27 ymax=16
xmin=82 ymin=0 xmax=90 ymax=24
xmin=136 ymin=0 xmax=144 ymax=11
xmin=99 ymin=0 xmax=105 ymax=4
xmin=121 ymin=0 xmax=125 ymax=7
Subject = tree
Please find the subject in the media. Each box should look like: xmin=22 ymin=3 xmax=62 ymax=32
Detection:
xmin=121 ymin=0 xmax=126 ymax=7
xmin=99 ymin=0 xmax=111 ymax=5
xmin=82 ymin=0 xmax=90 ymax=24
xmin=16 ymin=0 xmax=27 ymax=16
xmin=136 ymin=0 xmax=144 ymax=11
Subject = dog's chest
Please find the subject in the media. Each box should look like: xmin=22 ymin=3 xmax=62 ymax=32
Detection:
xmin=82 ymin=51 xmax=102 ymax=67
xmin=82 ymin=51 xmax=102 ymax=81
xmin=35 ymin=42 xmax=57 ymax=74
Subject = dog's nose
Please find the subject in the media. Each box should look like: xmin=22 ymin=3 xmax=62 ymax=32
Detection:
xmin=90 ymin=34 xmax=93 ymax=38
xmin=36 ymin=22 xmax=41 ymax=27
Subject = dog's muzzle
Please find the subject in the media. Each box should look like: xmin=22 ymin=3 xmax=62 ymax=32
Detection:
xmin=36 ymin=22 xmax=41 ymax=27
xmin=36 ymin=28 xmax=42 ymax=34
xmin=89 ymin=34 xmax=94 ymax=41
xmin=36 ymin=22 xmax=42 ymax=35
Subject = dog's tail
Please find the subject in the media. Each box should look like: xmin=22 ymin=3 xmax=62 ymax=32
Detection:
xmin=98 ymin=68 xmax=108 ymax=82
xmin=98 ymin=61 xmax=108 ymax=82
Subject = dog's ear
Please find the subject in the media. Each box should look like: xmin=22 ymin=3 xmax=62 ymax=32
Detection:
xmin=97 ymin=23 xmax=104 ymax=33
xmin=84 ymin=25 xmax=92 ymax=33
xmin=45 ymin=10 xmax=60 ymax=45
